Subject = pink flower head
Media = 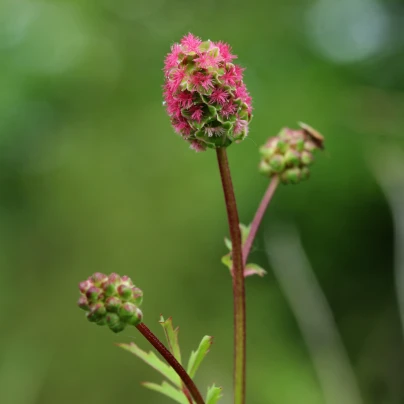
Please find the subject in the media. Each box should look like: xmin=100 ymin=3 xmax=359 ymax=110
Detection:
xmin=163 ymin=34 xmax=253 ymax=151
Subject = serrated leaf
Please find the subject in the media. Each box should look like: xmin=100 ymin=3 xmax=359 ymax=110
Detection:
xmin=221 ymin=253 xmax=232 ymax=270
xmin=206 ymin=384 xmax=223 ymax=404
xmin=118 ymin=343 xmax=181 ymax=388
xmin=224 ymin=237 xmax=232 ymax=251
xmin=244 ymin=263 xmax=267 ymax=278
xmin=159 ymin=316 xmax=182 ymax=364
xmin=187 ymin=336 xmax=213 ymax=378
xmin=143 ymin=381 xmax=189 ymax=404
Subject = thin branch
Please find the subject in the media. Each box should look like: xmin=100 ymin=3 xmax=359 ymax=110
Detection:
xmin=243 ymin=176 xmax=279 ymax=266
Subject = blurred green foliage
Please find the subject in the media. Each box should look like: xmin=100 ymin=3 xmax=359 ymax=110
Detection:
xmin=1 ymin=0 xmax=404 ymax=403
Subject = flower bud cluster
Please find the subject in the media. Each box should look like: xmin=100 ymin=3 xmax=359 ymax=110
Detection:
xmin=78 ymin=272 xmax=143 ymax=333
xmin=163 ymin=33 xmax=252 ymax=151
xmin=259 ymin=123 xmax=324 ymax=184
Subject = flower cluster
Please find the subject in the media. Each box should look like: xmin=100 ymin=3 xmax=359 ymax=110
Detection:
xmin=259 ymin=123 xmax=324 ymax=184
xmin=78 ymin=272 xmax=143 ymax=333
xmin=163 ymin=33 xmax=252 ymax=151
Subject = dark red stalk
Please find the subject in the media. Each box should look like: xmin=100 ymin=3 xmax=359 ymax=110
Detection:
xmin=136 ymin=323 xmax=205 ymax=404
xmin=216 ymin=147 xmax=246 ymax=404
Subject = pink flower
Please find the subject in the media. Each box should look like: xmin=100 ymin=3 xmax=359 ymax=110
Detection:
xmin=191 ymin=72 xmax=214 ymax=92
xmin=164 ymin=44 xmax=182 ymax=70
xmin=176 ymin=91 xmax=194 ymax=109
xmin=216 ymin=41 xmax=237 ymax=63
xmin=190 ymin=106 xmax=204 ymax=122
xmin=210 ymin=88 xmax=229 ymax=106
xmin=221 ymin=102 xmax=237 ymax=118
xmin=190 ymin=140 xmax=206 ymax=152
xmin=163 ymin=34 xmax=252 ymax=150
xmin=180 ymin=33 xmax=202 ymax=53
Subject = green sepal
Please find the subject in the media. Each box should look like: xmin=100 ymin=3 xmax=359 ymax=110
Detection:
xmin=206 ymin=385 xmax=223 ymax=404
xmin=159 ymin=316 xmax=182 ymax=364
xmin=118 ymin=342 xmax=182 ymax=388
xmin=142 ymin=382 xmax=189 ymax=404
xmin=187 ymin=336 xmax=213 ymax=379
xmin=199 ymin=40 xmax=211 ymax=52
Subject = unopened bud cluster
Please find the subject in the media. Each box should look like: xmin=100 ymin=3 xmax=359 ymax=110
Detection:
xmin=78 ymin=272 xmax=143 ymax=333
xmin=259 ymin=123 xmax=324 ymax=184
xmin=163 ymin=33 xmax=252 ymax=152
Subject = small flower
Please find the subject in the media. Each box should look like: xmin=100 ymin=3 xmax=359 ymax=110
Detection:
xmin=163 ymin=33 xmax=252 ymax=151
xmin=77 ymin=273 xmax=143 ymax=333
xmin=259 ymin=123 xmax=324 ymax=184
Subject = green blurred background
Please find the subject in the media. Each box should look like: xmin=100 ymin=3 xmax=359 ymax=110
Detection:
xmin=1 ymin=0 xmax=404 ymax=403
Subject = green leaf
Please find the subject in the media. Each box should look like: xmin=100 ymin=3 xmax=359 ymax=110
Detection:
xmin=239 ymin=223 xmax=251 ymax=245
xmin=187 ymin=336 xmax=213 ymax=378
xmin=118 ymin=343 xmax=181 ymax=388
xmin=159 ymin=316 xmax=182 ymax=364
xmin=224 ymin=237 xmax=232 ymax=251
xmin=206 ymin=384 xmax=223 ymax=404
xmin=244 ymin=263 xmax=267 ymax=277
xmin=221 ymin=253 xmax=232 ymax=270
xmin=143 ymin=382 xmax=189 ymax=404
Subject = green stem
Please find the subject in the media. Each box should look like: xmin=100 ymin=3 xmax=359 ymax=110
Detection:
xmin=216 ymin=147 xmax=246 ymax=404
xmin=136 ymin=323 xmax=205 ymax=404
xmin=243 ymin=175 xmax=279 ymax=266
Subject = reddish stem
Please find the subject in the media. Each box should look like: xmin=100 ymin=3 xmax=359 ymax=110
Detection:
xmin=216 ymin=147 xmax=246 ymax=404
xmin=136 ymin=323 xmax=205 ymax=404
xmin=242 ymin=176 xmax=279 ymax=266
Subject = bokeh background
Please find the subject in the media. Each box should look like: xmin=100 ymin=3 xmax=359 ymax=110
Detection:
xmin=1 ymin=0 xmax=404 ymax=403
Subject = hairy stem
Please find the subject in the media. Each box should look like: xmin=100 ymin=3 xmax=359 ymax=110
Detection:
xmin=243 ymin=176 xmax=279 ymax=266
xmin=216 ymin=147 xmax=246 ymax=404
xmin=136 ymin=323 xmax=205 ymax=404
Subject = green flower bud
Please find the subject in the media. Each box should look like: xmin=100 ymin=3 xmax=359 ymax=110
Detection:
xmin=90 ymin=302 xmax=106 ymax=319
xmin=86 ymin=287 xmax=103 ymax=303
xmin=77 ymin=272 xmax=144 ymax=334
xmin=126 ymin=308 xmax=143 ymax=327
xmin=259 ymin=160 xmax=272 ymax=175
xmin=117 ymin=285 xmax=132 ymax=300
xmin=106 ymin=313 xmax=126 ymax=333
xmin=281 ymin=168 xmax=301 ymax=184
xmin=269 ymin=154 xmax=285 ymax=173
xmin=118 ymin=302 xmax=138 ymax=320
xmin=79 ymin=280 xmax=93 ymax=294
xmin=102 ymin=281 xmax=117 ymax=297
xmin=259 ymin=123 xmax=324 ymax=185
xmin=283 ymin=150 xmax=300 ymax=167
xmin=105 ymin=296 xmax=121 ymax=312
xmin=91 ymin=272 xmax=108 ymax=286
xmin=121 ymin=276 xmax=133 ymax=287
xmin=77 ymin=296 xmax=90 ymax=311
xmin=130 ymin=287 xmax=143 ymax=306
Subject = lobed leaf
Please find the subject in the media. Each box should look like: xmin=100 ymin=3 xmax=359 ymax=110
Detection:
xmin=206 ymin=384 xmax=223 ymax=404
xmin=187 ymin=336 xmax=213 ymax=379
xmin=143 ymin=381 xmax=189 ymax=404
xmin=118 ymin=342 xmax=181 ymax=388
xmin=159 ymin=316 xmax=182 ymax=364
